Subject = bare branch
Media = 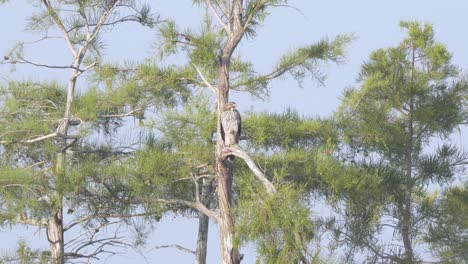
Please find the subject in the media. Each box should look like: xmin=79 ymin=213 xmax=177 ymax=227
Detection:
xmin=192 ymin=172 xmax=201 ymax=202
xmin=99 ymin=106 xmax=144 ymax=118
xmin=9 ymin=57 xmax=79 ymax=70
xmin=87 ymin=1 xmax=121 ymax=45
xmin=60 ymin=138 xmax=77 ymax=152
xmin=0 ymin=132 xmax=58 ymax=144
xmin=64 ymin=212 xmax=151 ymax=232
xmin=207 ymin=0 xmax=230 ymax=33
xmin=41 ymin=0 xmax=77 ymax=56
xmin=192 ymin=64 xmax=217 ymax=94
xmin=25 ymin=132 xmax=58 ymax=143
xmin=152 ymin=244 xmax=196 ymax=255
xmin=225 ymin=145 xmax=276 ymax=194
xmin=14 ymin=215 xmax=47 ymax=227
xmin=155 ymin=199 xmax=219 ymax=222
xmin=0 ymin=120 xmax=80 ymax=146
xmin=2 ymin=37 xmax=63 ymax=61
xmin=67 ymin=15 xmax=143 ymax=34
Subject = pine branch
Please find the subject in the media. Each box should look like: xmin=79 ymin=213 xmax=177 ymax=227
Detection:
xmin=243 ymin=0 xmax=270 ymax=30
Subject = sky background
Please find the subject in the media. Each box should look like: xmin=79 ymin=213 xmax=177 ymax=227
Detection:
xmin=0 ymin=0 xmax=467 ymax=263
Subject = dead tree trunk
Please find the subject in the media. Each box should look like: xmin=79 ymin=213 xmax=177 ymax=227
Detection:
xmin=214 ymin=1 xmax=252 ymax=263
xmin=47 ymin=209 xmax=64 ymax=264
xmin=196 ymin=179 xmax=214 ymax=264
xmin=216 ymin=55 xmax=241 ymax=264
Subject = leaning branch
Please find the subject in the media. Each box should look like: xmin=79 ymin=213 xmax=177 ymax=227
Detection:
xmin=41 ymin=0 xmax=77 ymax=56
xmin=0 ymin=122 xmax=80 ymax=145
xmin=155 ymin=198 xmax=219 ymax=223
xmin=99 ymin=106 xmax=144 ymax=118
xmin=15 ymin=215 xmax=47 ymax=227
xmin=152 ymin=244 xmax=196 ymax=255
xmin=0 ymin=132 xmax=57 ymax=144
xmin=193 ymin=64 xmax=217 ymax=94
xmin=206 ymin=0 xmax=230 ymax=33
xmin=225 ymin=145 xmax=276 ymax=193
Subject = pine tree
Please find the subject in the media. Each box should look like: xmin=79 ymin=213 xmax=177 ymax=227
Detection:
xmin=0 ymin=1 xmax=159 ymax=263
xmin=334 ymin=21 xmax=467 ymax=263
xmin=152 ymin=1 xmax=351 ymax=262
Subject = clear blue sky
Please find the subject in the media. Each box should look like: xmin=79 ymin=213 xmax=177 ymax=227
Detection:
xmin=0 ymin=0 xmax=467 ymax=263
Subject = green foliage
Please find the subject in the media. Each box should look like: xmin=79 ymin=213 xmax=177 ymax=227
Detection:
xmin=243 ymin=110 xmax=337 ymax=151
xmin=334 ymin=20 xmax=467 ymax=262
xmin=418 ymin=144 xmax=468 ymax=184
xmin=235 ymin=183 xmax=314 ymax=264
xmin=273 ymin=35 xmax=353 ymax=85
xmin=0 ymin=81 xmax=65 ymax=144
xmin=425 ymin=184 xmax=468 ymax=263
xmin=76 ymin=62 xmax=193 ymax=127
xmin=0 ymin=240 xmax=48 ymax=264
xmin=0 ymin=164 xmax=50 ymax=225
xmin=158 ymin=94 xmax=216 ymax=151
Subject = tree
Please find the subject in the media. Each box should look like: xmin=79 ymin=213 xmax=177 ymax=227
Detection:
xmin=334 ymin=21 xmax=467 ymax=263
xmin=0 ymin=1 xmax=159 ymax=263
xmin=153 ymin=1 xmax=351 ymax=262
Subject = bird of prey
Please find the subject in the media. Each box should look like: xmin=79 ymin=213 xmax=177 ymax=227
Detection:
xmin=221 ymin=102 xmax=241 ymax=148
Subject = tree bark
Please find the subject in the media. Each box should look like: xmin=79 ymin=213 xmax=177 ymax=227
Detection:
xmin=196 ymin=179 xmax=214 ymax=264
xmin=47 ymin=209 xmax=64 ymax=264
xmin=216 ymin=53 xmax=241 ymax=264
xmin=196 ymin=213 xmax=210 ymax=264
xmin=212 ymin=1 xmax=251 ymax=263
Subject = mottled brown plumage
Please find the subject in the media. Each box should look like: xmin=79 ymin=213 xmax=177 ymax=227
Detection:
xmin=221 ymin=102 xmax=241 ymax=147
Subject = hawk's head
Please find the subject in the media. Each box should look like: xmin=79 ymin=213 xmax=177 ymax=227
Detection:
xmin=224 ymin=102 xmax=237 ymax=111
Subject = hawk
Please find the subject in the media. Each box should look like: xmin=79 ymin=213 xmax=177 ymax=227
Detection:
xmin=221 ymin=102 xmax=241 ymax=148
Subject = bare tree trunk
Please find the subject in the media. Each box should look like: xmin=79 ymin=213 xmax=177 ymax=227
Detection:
xmin=196 ymin=180 xmax=214 ymax=264
xmin=211 ymin=1 xmax=251 ymax=263
xmin=48 ymin=209 xmax=64 ymax=264
xmin=216 ymin=54 xmax=240 ymax=264
xmin=48 ymin=65 xmax=80 ymax=264
xmin=196 ymin=213 xmax=210 ymax=264
xmin=216 ymin=160 xmax=240 ymax=264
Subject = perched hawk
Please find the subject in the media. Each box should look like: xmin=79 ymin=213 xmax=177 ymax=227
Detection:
xmin=221 ymin=102 xmax=241 ymax=147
